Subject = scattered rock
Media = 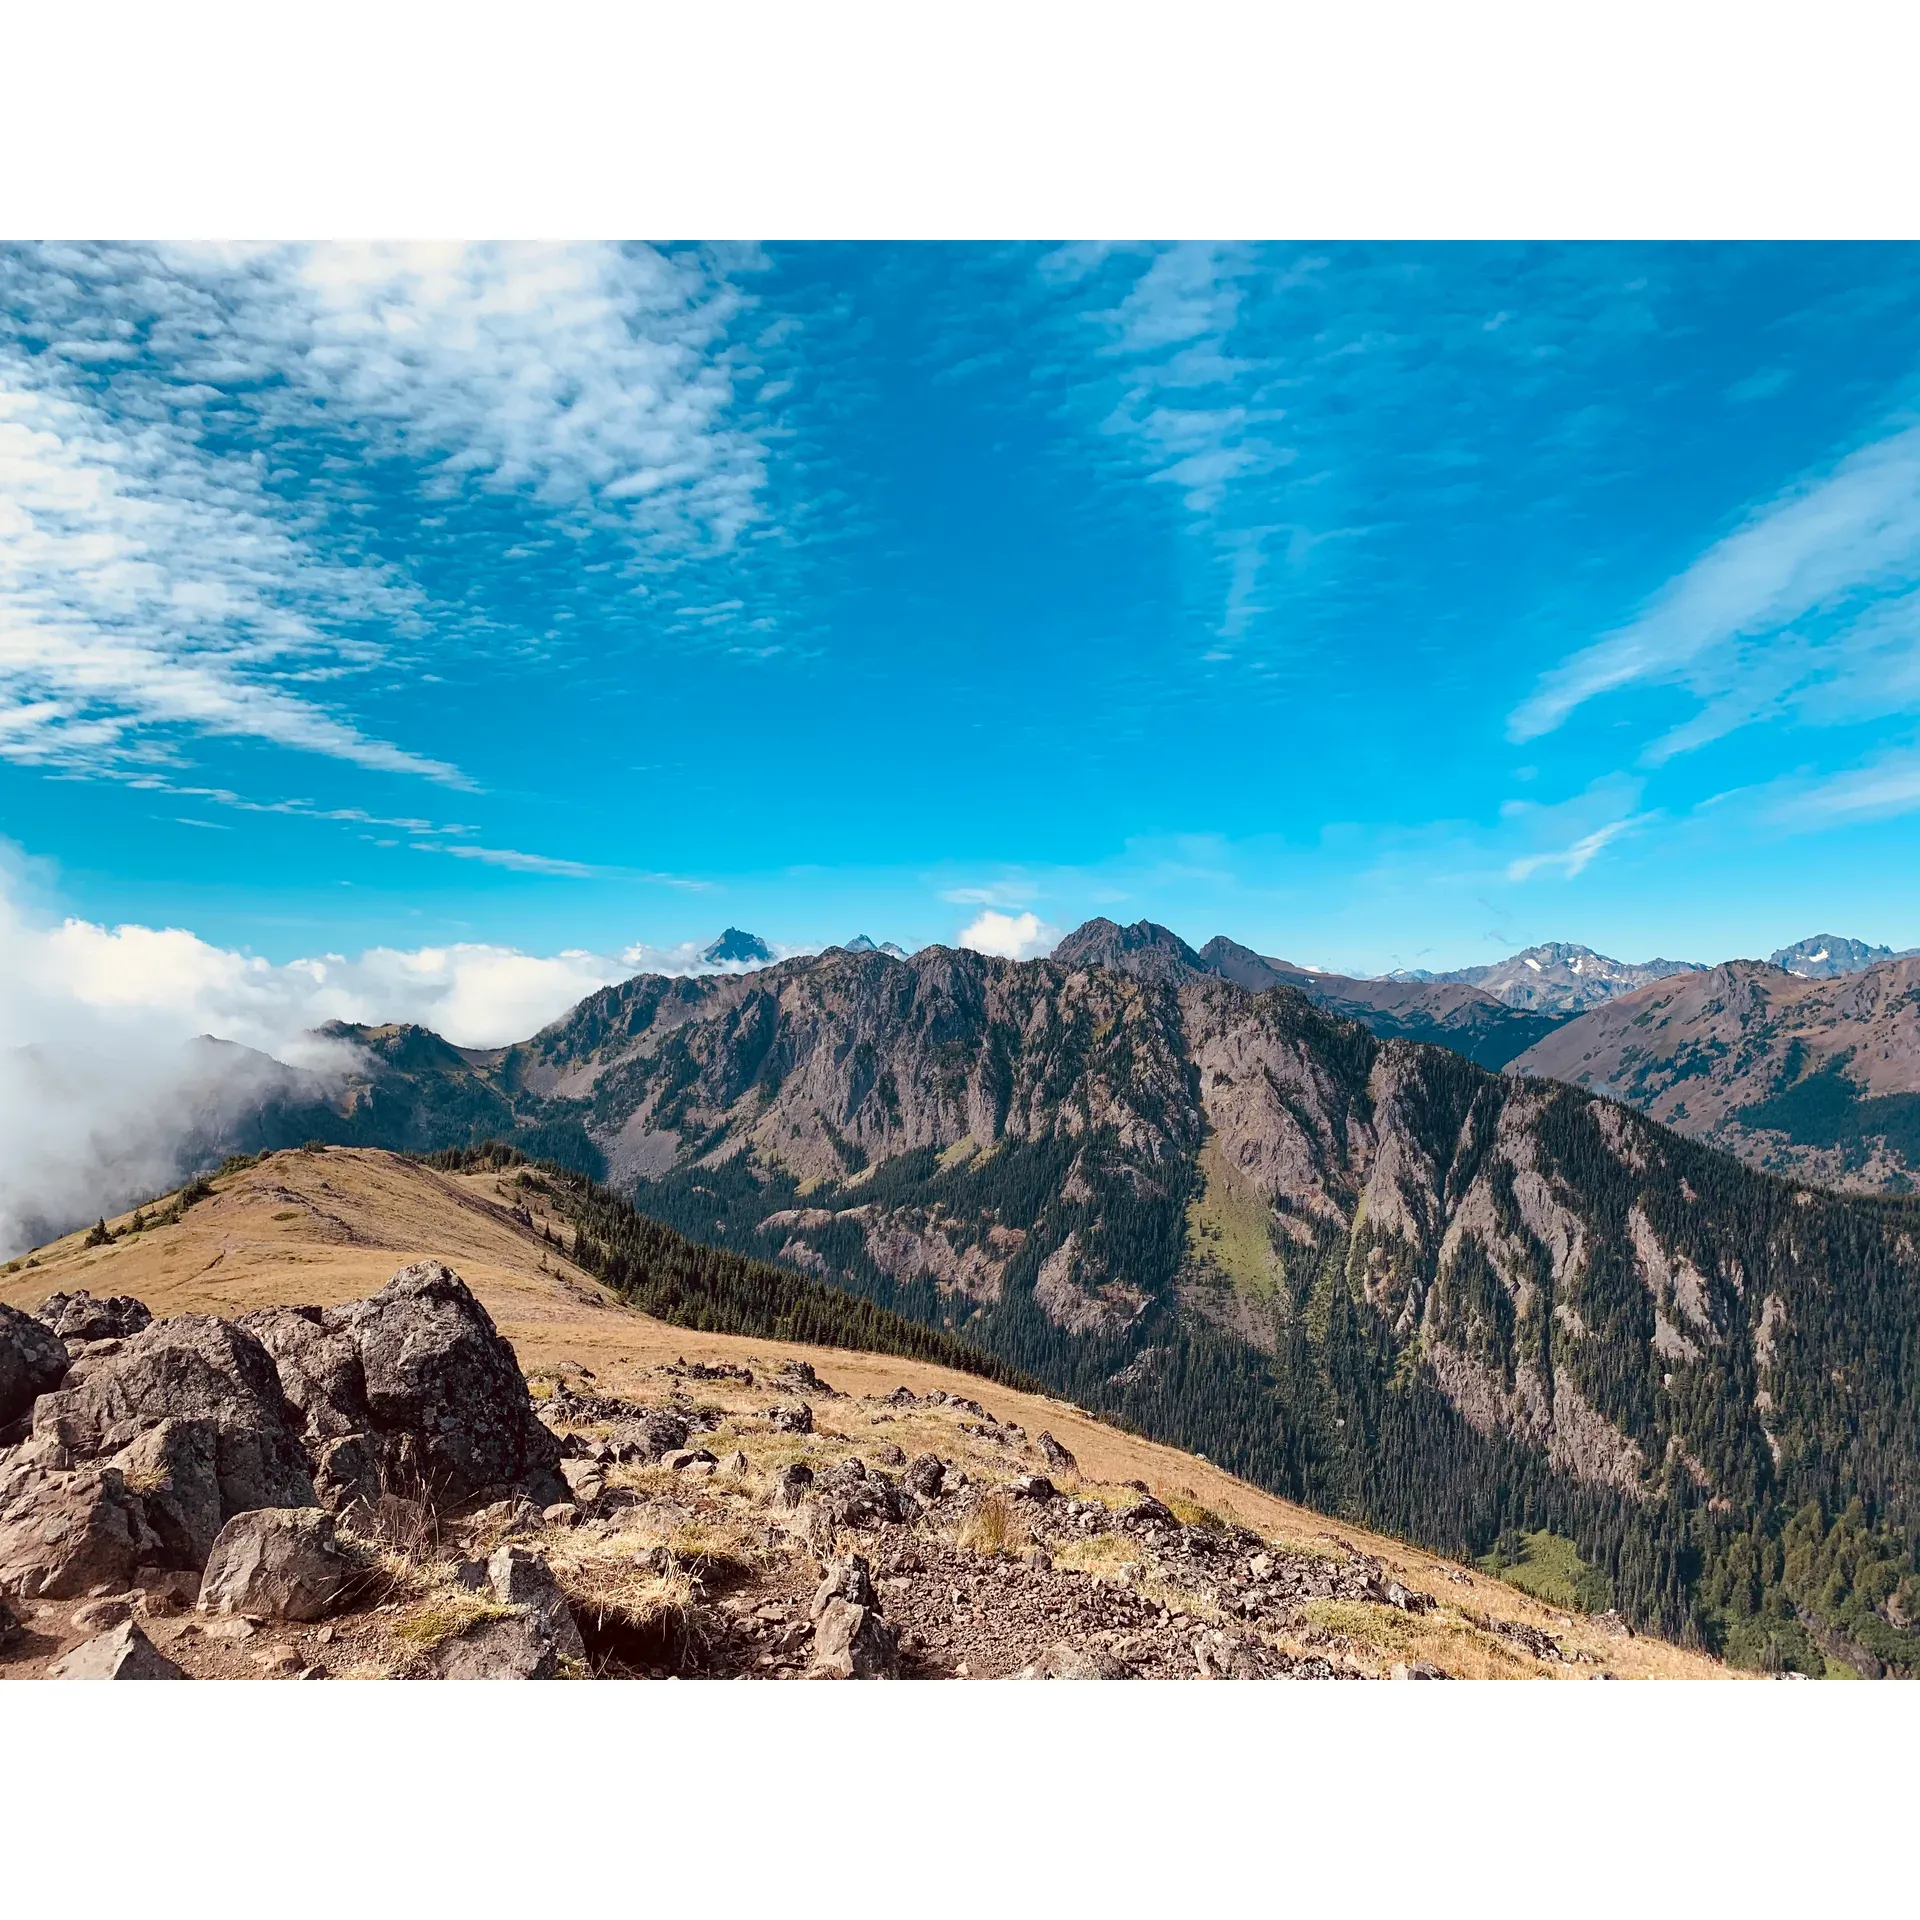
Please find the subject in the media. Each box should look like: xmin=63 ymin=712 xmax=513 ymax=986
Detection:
xmin=905 ymin=1454 xmax=946 ymax=1499
xmin=765 ymin=1403 xmax=812 ymax=1435
xmin=465 ymin=1494 xmax=543 ymax=1539
xmin=768 ymin=1463 xmax=814 ymax=1509
xmin=660 ymin=1448 xmax=718 ymax=1474
xmin=0 ymin=1596 xmax=20 ymax=1650
xmin=1019 ymin=1641 xmax=1121 ymax=1680
xmin=1035 ymin=1431 xmax=1078 ymax=1475
xmin=1390 ymin=1661 xmax=1448 ymax=1680
xmin=809 ymin=1599 xmax=899 ymax=1678
xmin=721 ymin=1450 xmax=750 ymax=1475
xmin=1382 ymin=1579 xmax=1437 ymax=1615
xmin=772 ymin=1359 xmax=838 ymax=1398
xmin=1006 ymin=1473 xmax=1055 ymax=1501
xmin=1593 ymin=1610 xmax=1635 ymax=1639
xmin=48 ymin=1618 xmax=185 ymax=1679
xmin=872 ymin=1443 xmax=907 ymax=1468
xmin=436 ymin=1611 xmax=560 ymax=1680
xmin=199 ymin=1508 xmax=351 ymax=1623
xmin=135 ymin=1567 xmax=202 ymax=1614
xmin=559 ymin=1458 xmax=605 ymax=1503
xmin=487 ymin=1543 xmax=588 ymax=1665
xmin=69 ymin=1592 xmax=136 ymax=1634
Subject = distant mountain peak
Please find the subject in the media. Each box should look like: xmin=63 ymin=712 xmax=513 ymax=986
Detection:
xmin=1769 ymin=933 xmax=1920 ymax=979
xmin=700 ymin=928 xmax=776 ymax=966
xmin=840 ymin=934 xmax=909 ymax=958
xmin=1432 ymin=942 xmax=1705 ymax=1014
xmin=1052 ymin=918 xmax=1203 ymax=980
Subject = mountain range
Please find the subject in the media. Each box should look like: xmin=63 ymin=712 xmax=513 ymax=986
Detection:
xmin=35 ymin=915 xmax=1920 ymax=1672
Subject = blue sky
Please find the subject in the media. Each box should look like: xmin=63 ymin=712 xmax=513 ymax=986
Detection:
xmin=8 ymin=241 xmax=1920 ymax=1036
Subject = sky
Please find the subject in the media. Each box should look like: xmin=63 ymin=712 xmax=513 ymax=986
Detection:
xmin=9 ymin=241 xmax=1920 ymax=1049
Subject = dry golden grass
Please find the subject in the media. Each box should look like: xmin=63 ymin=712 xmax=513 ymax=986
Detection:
xmin=0 ymin=1145 xmax=1735 ymax=1680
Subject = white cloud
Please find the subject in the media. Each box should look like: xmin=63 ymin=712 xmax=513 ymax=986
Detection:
xmin=958 ymin=908 xmax=1060 ymax=959
xmin=1511 ymin=419 xmax=1920 ymax=745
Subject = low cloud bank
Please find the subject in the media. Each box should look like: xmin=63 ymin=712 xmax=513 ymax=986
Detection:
xmin=0 ymin=873 xmax=783 ymax=1256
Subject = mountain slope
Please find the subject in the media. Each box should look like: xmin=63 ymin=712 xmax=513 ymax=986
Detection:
xmin=1 ymin=1146 xmax=1717 ymax=1679
xmin=38 ymin=931 xmax=1920 ymax=1671
xmin=1509 ymin=956 xmax=1920 ymax=1192
xmin=1196 ymin=935 xmax=1566 ymax=1069
xmin=410 ymin=936 xmax=1920 ymax=1671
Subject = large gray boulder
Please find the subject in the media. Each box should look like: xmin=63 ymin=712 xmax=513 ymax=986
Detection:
xmin=0 ymin=1461 xmax=159 ymax=1599
xmin=236 ymin=1307 xmax=369 ymax=1443
xmin=324 ymin=1263 xmax=561 ymax=1505
xmin=199 ymin=1507 xmax=351 ymax=1622
xmin=0 ymin=1301 xmax=69 ymax=1430
xmin=48 ymin=1618 xmax=185 ymax=1679
xmin=31 ymin=1315 xmax=315 ymax=1521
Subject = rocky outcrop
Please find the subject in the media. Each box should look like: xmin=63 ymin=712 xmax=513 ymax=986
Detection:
xmin=0 ymin=1303 xmax=69 ymax=1431
xmin=35 ymin=1290 xmax=154 ymax=1343
xmin=326 ymin=1262 xmax=562 ymax=1505
xmin=0 ymin=1262 xmax=566 ymax=1624
xmin=30 ymin=1315 xmax=315 ymax=1520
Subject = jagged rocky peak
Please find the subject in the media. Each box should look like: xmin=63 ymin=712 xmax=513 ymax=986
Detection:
xmin=700 ymin=928 xmax=776 ymax=966
xmin=839 ymin=935 xmax=909 ymax=958
xmin=1434 ymin=942 xmax=1706 ymax=1013
xmin=1051 ymin=917 xmax=1204 ymax=981
xmin=1769 ymin=933 xmax=1920 ymax=979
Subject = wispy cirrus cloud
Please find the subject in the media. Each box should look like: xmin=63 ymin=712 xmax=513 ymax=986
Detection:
xmin=0 ymin=369 xmax=457 ymax=781
xmin=1510 ymin=417 xmax=1920 ymax=749
xmin=0 ymin=242 xmax=776 ymax=794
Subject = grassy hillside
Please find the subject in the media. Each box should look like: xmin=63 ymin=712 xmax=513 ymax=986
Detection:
xmin=0 ymin=1144 xmax=1726 ymax=1679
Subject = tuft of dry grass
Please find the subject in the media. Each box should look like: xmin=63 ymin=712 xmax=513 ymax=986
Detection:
xmin=387 ymin=1591 xmax=520 ymax=1659
xmin=955 ymin=1491 xmax=1022 ymax=1557
xmin=1165 ymin=1490 xmax=1228 ymax=1529
xmin=1050 ymin=1533 xmax=1143 ymax=1579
